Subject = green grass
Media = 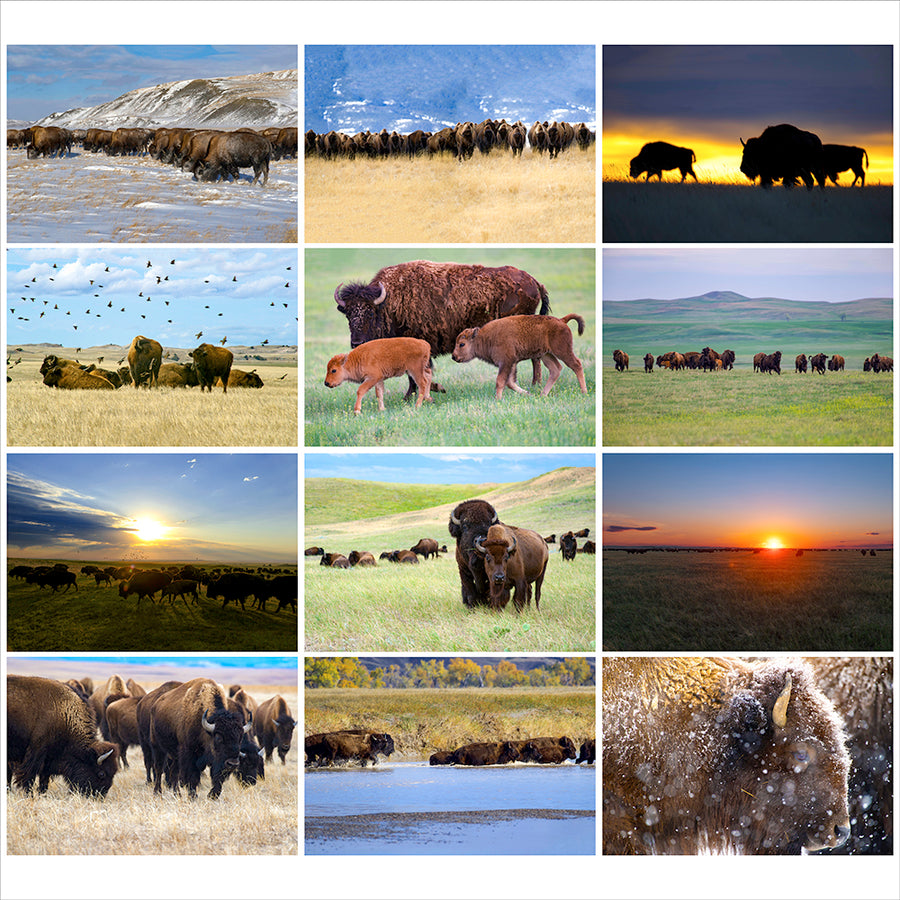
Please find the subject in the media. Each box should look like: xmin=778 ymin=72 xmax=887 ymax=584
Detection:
xmin=602 ymin=550 xmax=893 ymax=652
xmin=304 ymin=248 xmax=596 ymax=447
xmin=305 ymin=687 xmax=596 ymax=758
xmin=6 ymin=560 xmax=297 ymax=652
xmin=603 ymin=367 xmax=892 ymax=446
xmin=304 ymin=467 xmax=596 ymax=652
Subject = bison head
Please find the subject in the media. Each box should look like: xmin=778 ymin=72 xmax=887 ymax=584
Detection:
xmin=739 ymin=137 xmax=762 ymax=181
xmin=451 ymin=328 xmax=479 ymax=363
xmin=335 ymin=281 xmax=391 ymax=348
xmin=64 ymin=744 xmax=118 ymax=797
xmin=474 ymin=529 xmax=517 ymax=608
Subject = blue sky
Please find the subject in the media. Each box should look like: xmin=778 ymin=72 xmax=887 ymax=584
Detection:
xmin=7 ymin=453 xmax=298 ymax=562
xmin=7 ymin=247 xmax=297 ymax=348
xmin=603 ymin=453 xmax=893 ymax=549
xmin=305 ymin=452 xmax=595 ymax=485
xmin=603 ymin=248 xmax=893 ymax=302
xmin=7 ymin=45 xmax=297 ymax=122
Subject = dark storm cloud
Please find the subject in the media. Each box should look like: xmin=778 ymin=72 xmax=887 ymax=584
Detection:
xmin=603 ymin=45 xmax=892 ymax=134
xmin=6 ymin=470 xmax=131 ymax=550
xmin=605 ymin=525 xmax=658 ymax=533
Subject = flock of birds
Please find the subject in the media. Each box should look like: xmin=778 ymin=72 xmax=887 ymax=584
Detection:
xmin=7 ymin=254 xmax=297 ymax=372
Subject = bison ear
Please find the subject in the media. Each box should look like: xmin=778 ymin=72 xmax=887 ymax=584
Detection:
xmin=471 ymin=328 xmax=479 ymax=339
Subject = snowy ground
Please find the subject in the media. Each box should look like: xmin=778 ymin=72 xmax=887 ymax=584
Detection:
xmin=7 ymin=149 xmax=297 ymax=243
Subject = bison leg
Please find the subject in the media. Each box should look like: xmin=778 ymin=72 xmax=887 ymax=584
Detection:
xmin=539 ymin=354 xmax=564 ymax=396
xmin=353 ymin=376 xmax=382 ymax=414
xmin=496 ymin=363 xmax=527 ymax=399
xmin=411 ymin=364 xmax=432 ymax=409
xmin=530 ymin=358 xmax=542 ymax=386
xmin=558 ymin=349 xmax=587 ymax=393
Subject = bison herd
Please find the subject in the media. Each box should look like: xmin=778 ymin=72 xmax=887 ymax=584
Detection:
xmin=8 ymin=674 xmax=295 ymax=800
xmin=10 ymin=562 xmax=297 ymax=615
xmin=612 ymin=347 xmax=892 ymax=374
xmin=307 ymin=119 xmax=594 ymax=161
xmin=9 ymin=124 xmax=298 ymax=187
xmin=628 ymin=124 xmax=870 ymax=189
xmin=37 ymin=337 xmax=268 ymax=392
xmin=306 ymin=539 xmax=449 ymax=569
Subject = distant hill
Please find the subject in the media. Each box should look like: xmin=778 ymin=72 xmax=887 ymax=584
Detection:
xmin=32 ymin=69 xmax=297 ymax=130
xmin=604 ymin=292 xmax=892 ymax=323
xmin=7 ymin=342 xmax=298 ymax=366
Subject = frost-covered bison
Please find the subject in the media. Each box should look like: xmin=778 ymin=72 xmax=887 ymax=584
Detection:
xmin=198 ymin=131 xmax=272 ymax=186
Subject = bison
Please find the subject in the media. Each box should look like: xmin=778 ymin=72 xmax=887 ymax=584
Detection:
xmin=118 ymin=570 xmax=172 ymax=606
xmin=451 ymin=741 xmax=521 ymax=766
xmin=127 ymin=335 xmax=163 ymax=389
xmin=740 ymin=123 xmax=825 ymax=190
xmin=8 ymin=675 xmax=118 ymax=796
xmin=219 ymin=368 xmax=263 ymax=388
xmin=105 ymin=695 xmax=143 ymax=768
xmin=629 ymin=141 xmax=697 ymax=182
xmin=795 ymin=353 xmax=808 ymax=373
xmin=822 ymin=144 xmax=868 ymax=187
xmin=325 ymin=337 xmax=433 ymax=414
xmin=451 ymin=313 xmax=587 ymax=399
xmin=334 ymin=261 xmax=550 ymax=397
xmin=26 ymin=126 xmax=71 ymax=159
xmin=576 ymin=738 xmax=596 ymax=764
xmin=198 ymin=130 xmax=271 ymax=186
xmin=474 ymin=523 xmax=549 ymax=613
xmin=42 ymin=364 xmax=115 ymax=390
xmin=160 ymin=579 xmax=200 ymax=607
xmin=643 ymin=353 xmax=653 ymax=373
xmin=828 ymin=354 xmax=845 ymax=372
xmin=347 ymin=550 xmax=377 ymax=567
xmin=429 ymin=750 xmax=456 ymax=766
xmin=559 ymin=531 xmax=577 ymax=561
xmin=809 ymin=352 xmax=828 ymax=375
xmin=306 ymin=730 xmax=395 ymax=767
xmin=155 ymin=362 xmax=199 ymax=388
xmin=254 ymin=695 xmax=296 ymax=765
xmin=190 ymin=343 xmax=233 ymax=393
xmin=148 ymin=678 xmax=252 ymax=799
xmin=602 ymin=657 xmax=851 ymax=855
xmin=410 ymin=538 xmax=440 ymax=559
xmin=449 ymin=499 xmax=500 ymax=608
xmin=613 ymin=349 xmax=629 ymax=371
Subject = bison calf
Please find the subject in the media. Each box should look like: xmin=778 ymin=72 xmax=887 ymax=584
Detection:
xmin=452 ymin=314 xmax=587 ymax=399
xmin=324 ymin=337 xmax=433 ymax=414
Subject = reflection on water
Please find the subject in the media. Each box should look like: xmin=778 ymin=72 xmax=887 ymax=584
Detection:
xmin=305 ymin=761 xmax=595 ymax=855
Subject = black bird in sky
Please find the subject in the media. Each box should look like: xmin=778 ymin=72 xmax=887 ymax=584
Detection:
xmin=195 ymin=331 xmax=203 ymax=338
xmin=147 ymin=261 xmax=152 ymax=267
xmin=220 ymin=336 xmax=227 ymax=345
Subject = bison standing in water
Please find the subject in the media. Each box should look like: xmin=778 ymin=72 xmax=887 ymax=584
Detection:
xmin=740 ymin=123 xmax=825 ymax=189
xmin=603 ymin=657 xmax=851 ymax=855
xmin=629 ymin=142 xmax=697 ymax=182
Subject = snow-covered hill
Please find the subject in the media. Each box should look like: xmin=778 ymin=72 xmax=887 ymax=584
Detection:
xmin=34 ymin=69 xmax=297 ymax=130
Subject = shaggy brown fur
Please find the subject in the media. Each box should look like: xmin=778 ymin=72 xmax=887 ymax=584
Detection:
xmin=324 ymin=337 xmax=433 ymax=414
xmin=452 ymin=313 xmax=587 ymax=399
xmin=474 ymin=522 xmax=549 ymax=612
xmin=127 ymin=335 xmax=163 ymax=389
xmin=42 ymin=364 xmax=115 ymax=390
xmin=190 ymin=343 xmax=233 ymax=393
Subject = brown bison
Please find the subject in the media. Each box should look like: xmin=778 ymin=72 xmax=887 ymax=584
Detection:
xmin=822 ymin=144 xmax=868 ymax=187
xmin=809 ymin=352 xmax=828 ymax=374
xmin=148 ymin=678 xmax=252 ymax=799
xmin=576 ymin=738 xmax=596 ymax=764
xmin=629 ymin=141 xmax=697 ymax=182
xmin=429 ymin=750 xmax=456 ymax=765
xmin=135 ymin=681 xmax=182 ymax=786
xmin=127 ymin=335 xmax=163 ymax=389
xmin=306 ymin=730 xmax=395 ymax=767
xmin=42 ymin=365 xmax=115 ymax=390
xmin=452 ymin=741 xmax=521 ymax=766
xmin=452 ymin=314 xmax=587 ymax=399
xmin=870 ymin=354 xmax=893 ymax=373
xmin=26 ymin=126 xmax=71 ymax=159
xmin=474 ymin=523 xmax=549 ymax=612
xmin=795 ymin=353 xmax=808 ymax=373
xmin=347 ymin=550 xmax=377 ymax=567
xmin=198 ymin=131 xmax=272 ymax=186
xmin=334 ymin=261 xmax=550 ymax=397
xmin=559 ymin=531 xmax=577 ymax=561
xmin=155 ymin=362 xmax=199 ymax=388
xmin=643 ymin=353 xmax=653 ymax=372
xmin=190 ymin=343 xmax=233 ymax=393
xmin=325 ymin=337 xmax=433 ymax=414
xmin=254 ymin=695 xmax=296 ymax=765
xmin=105 ymin=695 xmax=143 ymax=768
xmin=449 ymin=499 xmax=500 ymax=608
xmin=160 ymin=579 xmax=200 ymax=607
xmin=118 ymin=570 xmax=172 ymax=606
xmin=8 ymin=675 xmax=118 ymax=796
xmin=827 ymin=354 xmax=845 ymax=371
xmin=613 ymin=349 xmax=629 ymax=371
xmin=603 ymin=657 xmax=851 ymax=854
xmin=88 ymin=674 xmax=132 ymax=742
xmin=218 ymin=368 xmax=263 ymax=388
xmin=410 ymin=538 xmax=440 ymax=559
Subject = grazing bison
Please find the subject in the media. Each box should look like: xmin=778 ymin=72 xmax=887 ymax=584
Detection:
xmin=643 ymin=353 xmax=653 ymax=373
xmin=26 ymin=568 xmax=78 ymax=592
xmin=603 ymin=657 xmax=851 ymax=855
xmin=118 ymin=570 xmax=172 ymax=606
xmin=334 ymin=261 xmax=550 ymax=397
xmin=474 ymin=523 xmax=549 ymax=612
xmin=449 ymin=499 xmax=500 ymax=608
xmin=410 ymin=538 xmax=440 ymax=559
xmin=822 ymin=144 xmax=868 ymax=187
xmin=629 ymin=141 xmax=697 ymax=182
xmin=452 ymin=741 xmax=521 ymax=766
xmin=325 ymin=337 xmax=433 ymax=413
xmin=105 ymin=695 xmax=143 ymax=768
xmin=8 ymin=675 xmax=118 ymax=796
xmin=190 ymin=343 xmax=233 ymax=393
xmin=795 ymin=353 xmax=808 ymax=373
xmin=559 ymin=531 xmax=577 ymax=561
xmin=452 ymin=313 xmax=587 ymax=399
xmin=42 ymin=364 xmax=115 ymax=390
xmin=254 ymin=695 xmax=296 ymax=765
xmin=740 ymin=123 xmax=824 ymax=189
xmin=148 ymin=678 xmax=252 ymax=799
xmin=127 ymin=335 xmax=163 ymax=389
xmin=613 ymin=349 xmax=629 ymax=371
xmin=809 ymin=352 xmax=828 ymax=374
xmin=198 ymin=131 xmax=271 ymax=186
xmin=135 ymin=680 xmax=182 ymax=786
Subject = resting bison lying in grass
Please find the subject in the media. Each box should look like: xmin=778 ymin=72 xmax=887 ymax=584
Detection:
xmin=452 ymin=313 xmax=587 ymax=399
xmin=42 ymin=364 xmax=116 ymax=390
xmin=324 ymin=336 xmax=433 ymax=414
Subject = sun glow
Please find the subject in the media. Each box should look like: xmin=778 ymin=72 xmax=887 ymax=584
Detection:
xmin=762 ymin=536 xmax=785 ymax=550
xmin=133 ymin=517 xmax=168 ymax=542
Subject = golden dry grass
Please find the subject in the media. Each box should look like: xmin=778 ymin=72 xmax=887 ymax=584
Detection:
xmin=6 ymin=360 xmax=298 ymax=447
xmin=6 ymin=683 xmax=298 ymax=856
xmin=305 ymin=148 xmax=596 ymax=243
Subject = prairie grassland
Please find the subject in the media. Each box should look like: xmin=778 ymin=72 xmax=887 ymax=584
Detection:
xmin=304 ymin=247 xmax=597 ymax=446
xmin=602 ymin=550 xmax=893 ymax=652
xmin=7 ymin=561 xmax=298 ymax=652
xmin=305 ymin=148 xmax=595 ymax=243
xmin=305 ymin=687 xmax=595 ymax=758
xmin=6 ymin=360 xmax=298 ymax=447
xmin=603 ymin=368 xmax=892 ymax=446
xmin=6 ymin=684 xmax=298 ymax=856
xmin=602 ymin=177 xmax=892 ymax=242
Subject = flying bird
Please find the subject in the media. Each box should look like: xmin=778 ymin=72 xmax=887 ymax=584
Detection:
xmin=195 ymin=331 xmax=203 ymax=339
xmin=146 ymin=261 xmax=152 ymax=267
xmin=220 ymin=336 xmax=227 ymax=345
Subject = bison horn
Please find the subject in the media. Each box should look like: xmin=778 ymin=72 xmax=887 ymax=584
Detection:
xmin=259 ymin=748 xmax=265 ymax=758
xmin=490 ymin=512 xmax=498 ymax=525
xmin=372 ymin=282 xmax=387 ymax=306
xmin=334 ymin=283 xmax=345 ymax=308
xmin=509 ymin=534 xmax=517 ymax=553
xmin=772 ymin=673 xmax=792 ymax=729
xmin=740 ymin=137 xmax=746 ymax=147
xmin=202 ymin=709 xmax=216 ymax=733
xmin=97 ymin=748 xmax=115 ymax=764
xmin=473 ymin=535 xmax=487 ymax=555
xmin=450 ymin=512 xmax=461 ymax=526
xmin=239 ymin=751 xmax=246 ymax=758
xmin=243 ymin=718 xmax=253 ymax=734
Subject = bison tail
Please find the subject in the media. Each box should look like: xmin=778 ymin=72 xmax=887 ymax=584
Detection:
xmin=539 ymin=286 xmax=551 ymax=316
xmin=863 ymin=150 xmax=869 ymax=169
xmin=561 ymin=314 xmax=586 ymax=336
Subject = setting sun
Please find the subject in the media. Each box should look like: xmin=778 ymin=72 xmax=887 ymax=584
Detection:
xmin=762 ymin=537 xmax=785 ymax=550
xmin=133 ymin=517 xmax=168 ymax=542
